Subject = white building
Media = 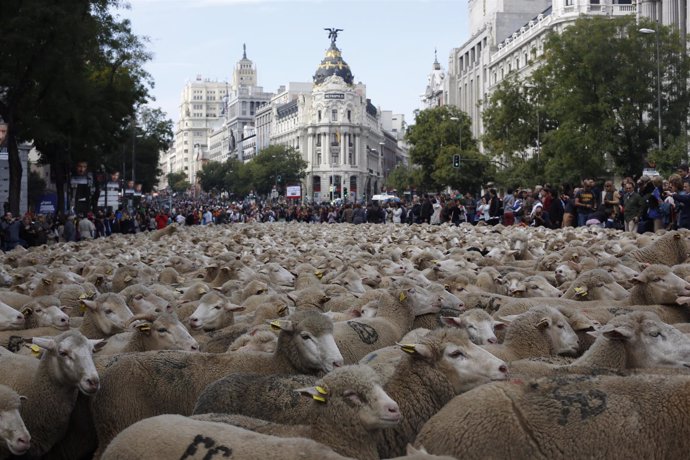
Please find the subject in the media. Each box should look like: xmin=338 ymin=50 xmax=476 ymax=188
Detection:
xmin=257 ymin=32 xmax=405 ymax=203
xmin=446 ymin=0 xmax=687 ymax=145
xmin=420 ymin=50 xmax=447 ymax=110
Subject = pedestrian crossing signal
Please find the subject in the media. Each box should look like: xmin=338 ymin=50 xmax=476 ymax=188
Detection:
xmin=453 ymin=154 xmax=460 ymax=168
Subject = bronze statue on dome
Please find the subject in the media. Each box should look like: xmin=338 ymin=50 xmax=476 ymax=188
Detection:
xmin=324 ymin=28 xmax=343 ymax=46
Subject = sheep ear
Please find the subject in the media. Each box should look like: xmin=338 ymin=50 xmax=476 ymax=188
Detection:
xmin=536 ymin=317 xmax=551 ymax=330
xmin=21 ymin=307 xmax=33 ymax=317
xmin=570 ymin=318 xmax=596 ymax=331
xmin=42 ymin=278 xmax=52 ymax=286
xmin=268 ymin=320 xmax=293 ymax=332
xmin=90 ymin=339 xmax=106 ymax=352
xmin=499 ymin=315 xmax=519 ymax=323
xmin=31 ymin=337 xmax=56 ymax=351
xmin=134 ymin=321 xmax=153 ymax=335
xmin=19 ymin=395 xmax=28 ymax=403
xmin=396 ymin=342 xmax=434 ymax=359
xmin=123 ymin=275 xmax=134 ymax=283
xmin=295 ymin=386 xmax=328 ymax=403
xmin=602 ymin=325 xmax=634 ymax=341
xmin=406 ymin=445 xmax=428 ymax=455
xmin=440 ymin=316 xmax=462 ymax=327
xmin=81 ymin=299 xmax=98 ymax=311
xmin=60 ymin=305 xmax=73 ymax=314
xmin=630 ymin=275 xmax=645 ymax=285
xmin=224 ymin=303 xmax=245 ymax=313
xmin=493 ymin=321 xmax=506 ymax=331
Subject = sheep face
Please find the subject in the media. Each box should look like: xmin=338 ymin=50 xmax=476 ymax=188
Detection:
xmin=354 ymin=385 xmax=401 ymax=429
xmin=521 ymin=276 xmax=562 ymax=298
xmin=555 ymin=263 xmax=578 ymax=286
xmin=0 ymin=301 xmax=25 ymax=330
xmin=32 ymin=331 xmax=102 ymax=395
xmin=23 ymin=304 xmax=70 ymax=330
xmin=189 ymin=292 xmax=243 ymax=331
xmin=541 ymin=312 xmax=579 ymax=356
xmin=259 ymin=263 xmax=295 ymax=287
xmin=274 ymin=316 xmax=344 ymax=372
xmin=597 ymin=313 xmax=690 ymax=368
xmin=131 ymin=314 xmax=199 ymax=352
xmin=0 ymin=397 xmax=30 ymax=455
xmin=130 ymin=293 xmax=169 ymax=315
xmin=442 ymin=311 xmax=504 ymax=345
xmin=634 ymin=266 xmax=690 ymax=304
xmin=82 ymin=295 xmax=133 ymax=335
xmin=399 ymin=286 xmax=442 ymax=316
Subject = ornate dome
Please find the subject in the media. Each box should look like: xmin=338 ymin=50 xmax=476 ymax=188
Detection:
xmin=313 ymin=42 xmax=354 ymax=86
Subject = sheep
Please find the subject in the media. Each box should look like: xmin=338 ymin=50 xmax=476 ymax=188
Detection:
xmin=0 ymin=301 xmax=24 ymax=331
xmin=440 ymin=308 xmax=505 ymax=345
xmin=415 ymin=373 xmax=690 ymax=459
xmin=508 ymin=275 xmax=562 ymax=298
xmin=475 ymin=267 xmax=506 ymax=295
xmin=149 ymin=223 xmax=176 ymax=242
xmin=0 ymin=330 xmax=102 ymax=457
xmin=19 ymin=296 xmax=70 ymax=330
xmin=373 ymin=327 xmax=508 ymax=458
xmin=56 ymin=283 xmax=98 ymax=316
xmin=198 ymin=301 xmax=289 ymax=353
xmin=90 ymin=310 xmax=344 ymax=457
xmin=178 ymin=281 xmax=211 ymax=302
xmin=97 ymin=312 xmax=199 ymax=355
xmin=227 ymin=326 xmax=278 ymax=353
xmin=642 ymin=231 xmax=690 ymax=263
xmin=483 ymin=306 xmax=579 ymax=362
xmin=0 ymin=291 xmax=32 ymax=310
xmin=0 ymin=384 xmax=31 ymax=457
xmin=157 ymin=266 xmax=184 ymax=285
xmin=101 ymin=415 xmax=351 ymax=460
xmin=193 ymin=365 xmax=401 ymax=460
xmin=562 ymin=269 xmax=629 ymax=301
xmin=79 ymin=293 xmax=133 ymax=339
xmin=333 ymin=289 xmax=439 ymax=364
xmin=188 ymin=291 xmax=245 ymax=332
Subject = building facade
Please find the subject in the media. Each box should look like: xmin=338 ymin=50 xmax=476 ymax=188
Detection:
xmin=445 ymin=0 xmax=686 ymax=146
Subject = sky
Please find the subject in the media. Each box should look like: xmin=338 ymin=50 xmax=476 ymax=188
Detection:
xmin=122 ymin=0 xmax=470 ymax=126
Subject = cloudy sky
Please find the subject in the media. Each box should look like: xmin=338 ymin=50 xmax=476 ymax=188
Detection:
xmin=122 ymin=0 xmax=469 ymax=125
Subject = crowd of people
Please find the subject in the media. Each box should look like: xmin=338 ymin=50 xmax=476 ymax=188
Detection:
xmin=3 ymin=165 xmax=690 ymax=251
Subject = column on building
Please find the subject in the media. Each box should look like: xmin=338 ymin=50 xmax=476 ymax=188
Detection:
xmin=341 ymin=132 xmax=347 ymax=165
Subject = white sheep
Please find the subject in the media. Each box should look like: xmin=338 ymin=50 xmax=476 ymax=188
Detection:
xmin=0 ymin=330 xmax=102 ymax=457
xmin=0 ymin=384 xmax=30 ymax=457
xmin=188 ymin=291 xmax=245 ymax=332
xmin=0 ymin=301 xmax=24 ymax=331
xmin=90 ymin=310 xmax=343 ymax=457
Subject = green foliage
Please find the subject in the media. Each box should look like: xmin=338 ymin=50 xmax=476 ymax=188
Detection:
xmin=383 ymin=164 xmax=421 ymax=193
xmin=248 ymin=145 xmax=308 ymax=195
xmin=196 ymin=159 xmax=250 ymax=197
xmin=166 ymin=172 xmax=189 ymax=193
xmin=482 ymin=16 xmax=689 ymax=187
xmin=0 ymin=0 xmax=158 ymax=214
xmin=406 ymin=106 xmax=487 ymax=192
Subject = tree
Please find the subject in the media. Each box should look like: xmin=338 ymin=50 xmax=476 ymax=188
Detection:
xmin=167 ymin=172 xmax=190 ymax=193
xmin=196 ymin=158 xmax=249 ymax=197
xmin=383 ymin=164 xmax=422 ymax=194
xmin=248 ymin=145 xmax=307 ymax=196
xmin=0 ymin=0 xmax=155 ymax=214
xmin=406 ymin=106 xmax=488 ymax=193
xmin=27 ymin=171 xmax=47 ymax=212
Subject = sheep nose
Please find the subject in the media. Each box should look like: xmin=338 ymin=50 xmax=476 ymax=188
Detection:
xmin=16 ymin=314 xmax=24 ymax=321
xmin=487 ymin=337 xmax=497 ymax=344
xmin=15 ymin=436 xmax=30 ymax=449
xmin=386 ymin=402 xmax=400 ymax=416
xmin=60 ymin=317 xmax=68 ymax=323
xmin=333 ymin=359 xmax=344 ymax=368
xmin=190 ymin=343 xmax=199 ymax=351
xmin=499 ymin=364 xmax=508 ymax=374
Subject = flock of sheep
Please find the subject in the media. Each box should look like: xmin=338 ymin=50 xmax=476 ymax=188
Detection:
xmin=0 ymin=221 xmax=689 ymax=459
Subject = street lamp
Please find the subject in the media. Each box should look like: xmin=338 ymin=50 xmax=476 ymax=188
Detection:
xmin=378 ymin=141 xmax=385 ymax=184
xmin=640 ymin=24 xmax=662 ymax=152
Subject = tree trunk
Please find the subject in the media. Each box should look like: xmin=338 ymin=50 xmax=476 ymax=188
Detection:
xmin=53 ymin=158 xmax=67 ymax=217
xmin=6 ymin=118 xmax=22 ymax=216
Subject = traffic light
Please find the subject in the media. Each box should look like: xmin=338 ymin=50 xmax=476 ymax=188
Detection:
xmin=343 ymin=187 xmax=348 ymax=196
xmin=453 ymin=154 xmax=461 ymax=168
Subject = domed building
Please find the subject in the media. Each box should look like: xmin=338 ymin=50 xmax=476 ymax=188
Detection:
xmin=256 ymin=30 xmax=405 ymax=203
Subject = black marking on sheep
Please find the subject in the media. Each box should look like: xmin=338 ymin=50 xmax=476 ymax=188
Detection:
xmin=486 ymin=296 xmax=504 ymax=314
xmin=553 ymin=388 xmax=607 ymax=426
xmin=607 ymin=307 xmax=633 ymax=316
xmin=7 ymin=336 xmax=24 ymax=353
xmin=347 ymin=321 xmax=379 ymax=344
xmin=180 ymin=434 xmax=232 ymax=459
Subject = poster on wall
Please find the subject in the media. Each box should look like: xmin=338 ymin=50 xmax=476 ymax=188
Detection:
xmin=286 ymin=185 xmax=301 ymax=198
xmin=37 ymin=193 xmax=57 ymax=214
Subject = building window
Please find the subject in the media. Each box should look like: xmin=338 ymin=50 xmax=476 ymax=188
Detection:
xmin=347 ymin=110 xmax=351 ymax=122
xmin=318 ymin=110 xmax=322 ymax=122
xmin=331 ymin=133 xmax=339 ymax=146
xmin=316 ymin=135 xmax=321 ymax=147
xmin=331 ymin=109 xmax=338 ymax=122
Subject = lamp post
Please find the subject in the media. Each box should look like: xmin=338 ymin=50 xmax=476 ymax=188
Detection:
xmin=378 ymin=141 xmax=385 ymax=187
xmin=640 ymin=24 xmax=662 ymax=152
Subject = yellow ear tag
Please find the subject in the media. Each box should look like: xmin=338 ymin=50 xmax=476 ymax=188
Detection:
xmin=312 ymin=395 xmax=327 ymax=403
xmin=399 ymin=292 xmax=407 ymax=302
xmin=314 ymin=271 xmax=323 ymax=279
xmin=315 ymin=386 xmax=328 ymax=395
xmin=400 ymin=344 xmax=416 ymax=354
xmin=444 ymin=284 xmax=450 ymax=291
xmin=79 ymin=293 xmax=87 ymax=300
xmin=30 ymin=344 xmax=41 ymax=356
xmin=79 ymin=302 xmax=87 ymax=314
xmin=270 ymin=320 xmax=282 ymax=331
xmin=139 ymin=325 xmax=151 ymax=332
xmin=574 ymin=287 xmax=588 ymax=297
